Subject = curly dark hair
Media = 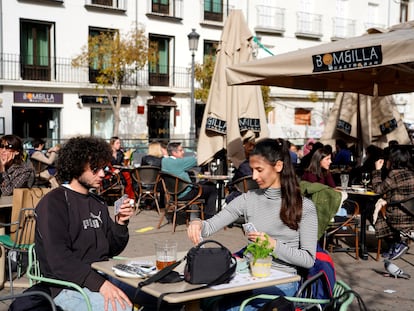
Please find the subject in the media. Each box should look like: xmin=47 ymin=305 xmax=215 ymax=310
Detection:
xmin=57 ymin=136 xmax=112 ymax=183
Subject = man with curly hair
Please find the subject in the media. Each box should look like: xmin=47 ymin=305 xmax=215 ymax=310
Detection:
xmin=35 ymin=136 xmax=134 ymax=311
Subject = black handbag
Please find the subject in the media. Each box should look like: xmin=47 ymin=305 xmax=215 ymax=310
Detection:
xmin=184 ymin=239 xmax=237 ymax=285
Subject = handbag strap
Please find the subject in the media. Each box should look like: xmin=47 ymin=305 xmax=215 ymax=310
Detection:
xmin=138 ymin=256 xmax=186 ymax=288
xmin=156 ymin=256 xmax=237 ymax=311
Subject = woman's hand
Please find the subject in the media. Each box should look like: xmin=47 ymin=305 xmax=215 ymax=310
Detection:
xmin=99 ymin=280 xmax=132 ymax=311
xmin=375 ymin=159 xmax=384 ymax=170
xmin=187 ymin=220 xmax=203 ymax=244
xmin=246 ymin=231 xmax=276 ymax=250
xmin=116 ymin=198 xmax=134 ymax=225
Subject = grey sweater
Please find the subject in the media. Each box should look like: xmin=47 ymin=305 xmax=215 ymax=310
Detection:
xmin=201 ymin=187 xmax=317 ymax=275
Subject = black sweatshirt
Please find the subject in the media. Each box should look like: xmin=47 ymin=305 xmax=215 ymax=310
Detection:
xmin=35 ymin=186 xmax=129 ymax=297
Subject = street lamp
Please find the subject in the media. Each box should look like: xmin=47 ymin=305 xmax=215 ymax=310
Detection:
xmin=188 ymin=28 xmax=200 ymax=144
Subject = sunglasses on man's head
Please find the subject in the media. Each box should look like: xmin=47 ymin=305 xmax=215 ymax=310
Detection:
xmin=0 ymin=143 xmax=14 ymax=150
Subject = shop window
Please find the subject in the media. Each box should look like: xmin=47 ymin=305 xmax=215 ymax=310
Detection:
xmin=149 ymin=35 xmax=171 ymax=86
xmin=295 ymin=108 xmax=311 ymax=125
xmin=20 ymin=21 xmax=51 ymax=81
xmin=204 ymin=0 xmax=223 ymax=22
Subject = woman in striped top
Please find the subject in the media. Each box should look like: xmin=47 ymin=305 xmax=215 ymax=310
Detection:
xmin=188 ymin=138 xmax=318 ymax=310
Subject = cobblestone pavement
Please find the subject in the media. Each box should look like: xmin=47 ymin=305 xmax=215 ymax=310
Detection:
xmin=1 ymin=208 xmax=413 ymax=310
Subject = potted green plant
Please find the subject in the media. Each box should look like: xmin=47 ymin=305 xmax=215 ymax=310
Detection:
xmin=243 ymin=234 xmax=275 ymax=277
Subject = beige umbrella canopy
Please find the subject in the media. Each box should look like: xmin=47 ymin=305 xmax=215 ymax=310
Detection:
xmin=197 ymin=10 xmax=269 ymax=168
xmin=226 ymin=21 xmax=414 ymax=96
xmin=320 ymin=93 xmax=411 ymax=149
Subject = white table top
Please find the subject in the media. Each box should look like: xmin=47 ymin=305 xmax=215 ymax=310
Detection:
xmin=92 ymin=253 xmax=300 ymax=308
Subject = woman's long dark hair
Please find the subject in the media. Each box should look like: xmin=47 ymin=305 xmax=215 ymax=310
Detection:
xmin=251 ymin=138 xmax=303 ymax=230
xmin=305 ymin=147 xmax=331 ymax=180
xmin=389 ymin=146 xmax=413 ymax=170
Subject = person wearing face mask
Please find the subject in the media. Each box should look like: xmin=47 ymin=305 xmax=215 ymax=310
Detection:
xmin=0 ymin=134 xmax=35 ymax=196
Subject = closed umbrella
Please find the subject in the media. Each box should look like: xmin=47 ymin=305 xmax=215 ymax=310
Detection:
xmin=197 ymin=10 xmax=269 ymax=168
xmin=226 ymin=21 xmax=414 ymax=96
xmin=320 ymin=93 xmax=411 ymax=149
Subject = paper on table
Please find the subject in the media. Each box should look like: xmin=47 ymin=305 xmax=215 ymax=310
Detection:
xmin=210 ymin=269 xmax=294 ymax=290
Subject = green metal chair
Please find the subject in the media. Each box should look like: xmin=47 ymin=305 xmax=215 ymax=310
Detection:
xmin=0 ymin=207 xmax=36 ymax=295
xmin=26 ymin=244 xmax=92 ymax=311
xmin=239 ymin=279 xmax=355 ymax=311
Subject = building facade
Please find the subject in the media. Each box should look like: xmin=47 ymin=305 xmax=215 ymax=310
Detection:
xmin=0 ymin=0 xmax=412 ymax=148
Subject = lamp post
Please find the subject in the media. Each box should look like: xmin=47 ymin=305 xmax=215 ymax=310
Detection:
xmin=188 ymin=28 xmax=200 ymax=145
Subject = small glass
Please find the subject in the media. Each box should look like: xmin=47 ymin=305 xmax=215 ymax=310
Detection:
xmin=340 ymin=174 xmax=349 ymax=189
xmin=155 ymin=240 xmax=177 ymax=270
xmin=361 ymin=172 xmax=371 ymax=191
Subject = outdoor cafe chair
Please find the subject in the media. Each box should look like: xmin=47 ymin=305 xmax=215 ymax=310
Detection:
xmin=98 ymin=168 xmax=125 ymax=206
xmin=157 ymin=172 xmax=205 ymax=232
xmin=0 ymin=207 xmax=36 ymax=295
xmin=322 ymin=199 xmax=360 ymax=260
xmin=26 ymin=243 xmax=92 ymax=311
xmin=131 ymin=165 xmax=161 ymax=214
xmin=239 ymin=276 xmax=355 ymax=311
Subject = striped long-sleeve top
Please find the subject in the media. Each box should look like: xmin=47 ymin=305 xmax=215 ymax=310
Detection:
xmin=200 ymin=187 xmax=318 ymax=275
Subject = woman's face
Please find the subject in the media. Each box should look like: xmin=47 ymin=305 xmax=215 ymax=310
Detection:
xmin=320 ymin=154 xmax=332 ymax=170
xmin=249 ymin=154 xmax=283 ymax=189
xmin=112 ymin=139 xmax=121 ymax=151
xmin=0 ymin=141 xmax=19 ymax=166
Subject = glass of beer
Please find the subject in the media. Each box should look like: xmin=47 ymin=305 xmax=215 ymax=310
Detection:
xmin=155 ymin=240 xmax=177 ymax=270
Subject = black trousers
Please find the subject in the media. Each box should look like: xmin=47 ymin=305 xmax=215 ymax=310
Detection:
xmin=180 ymin=182 xmax=217 ymax=218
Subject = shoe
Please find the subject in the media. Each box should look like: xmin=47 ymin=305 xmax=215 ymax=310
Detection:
xmin=389 ymin=242 xmax=409 ymax=260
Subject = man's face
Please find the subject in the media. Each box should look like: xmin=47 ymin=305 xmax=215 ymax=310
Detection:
xmin=172 ymin=146 xmax=185 ymax=158
xmin=77 ymin=164 xmax=106 ymax=190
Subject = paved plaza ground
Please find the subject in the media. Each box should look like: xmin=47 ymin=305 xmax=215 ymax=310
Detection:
xmin=1 ymin=208 xmax=413 ymax=310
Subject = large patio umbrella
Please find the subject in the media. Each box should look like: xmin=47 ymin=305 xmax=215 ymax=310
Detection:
xmin=197 ymin=10 xmax=269 ymax=168
xmin=320 ymin=92 xmax=411 ymax=149
xmin=226 ymin=21 xmax=414 ymax=96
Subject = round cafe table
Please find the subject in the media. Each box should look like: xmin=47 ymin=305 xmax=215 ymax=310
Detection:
xmin=197 ymin=174 xmax=229 ymax=212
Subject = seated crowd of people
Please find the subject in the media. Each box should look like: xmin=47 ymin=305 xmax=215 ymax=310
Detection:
xmin=1 ymin=133 xmax=413 ymax=311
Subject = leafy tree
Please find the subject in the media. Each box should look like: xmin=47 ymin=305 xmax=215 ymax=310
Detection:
xmin=72 ymin=24 xmax=151 ymax=136
xmin=194 ymin=55 xmax=271 ymax=115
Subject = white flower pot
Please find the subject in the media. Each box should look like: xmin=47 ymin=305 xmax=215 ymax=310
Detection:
xmin=250 ymin=256 xmax=272 ymax=277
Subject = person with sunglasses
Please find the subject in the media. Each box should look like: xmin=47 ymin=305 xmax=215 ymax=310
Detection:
xmin=35 ymin=136 xmax=135 ymax=311
xmin=0 ymin=134 xmax=35 ymax=196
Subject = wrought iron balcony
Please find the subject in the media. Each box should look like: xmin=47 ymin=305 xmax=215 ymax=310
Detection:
xmin=332 ymin=17 xmax=356 ymax=39
xmin=255 ymin=5 xmax=285 ymax=34
xmin=0 ymin=53 xmax=191 ymax=90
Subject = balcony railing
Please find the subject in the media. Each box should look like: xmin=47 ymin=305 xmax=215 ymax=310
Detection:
xmin=295 ymin=11 xmax=323 ymax=39
xmin=255 ymin=5 xmax=285 ymax=33
xmin=332 ymin=17 xmax=356 ymax=39
xmin=0 ymin=53 xmax=191 ymax=89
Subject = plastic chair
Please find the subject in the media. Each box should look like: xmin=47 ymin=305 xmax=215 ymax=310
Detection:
xmin=132 ymin=165 xmax=161 ymax=214
xmin=239 ymin=277 xmax=354 ymax=311
xmin=26 ymin=244 xmax=92 ymax=311
xmin=0 ymin=207 xmax=36 ymax=295
xmin=157 ymin=172 xmax=205 ymax=232
xmin=322 ymin=199 xmax=360 ymax=259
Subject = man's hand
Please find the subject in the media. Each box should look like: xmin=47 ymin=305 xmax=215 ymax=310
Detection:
xmin=116 ymin=198 xmax=134 ymax=225
xmin=99 ymin=280 xmax=132 ymax=311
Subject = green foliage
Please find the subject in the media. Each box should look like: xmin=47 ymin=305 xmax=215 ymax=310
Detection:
xmin=243 ymin=234 xmax=275 ymax=263
xmin=71 ymin=23 xmax=152 ymax=136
